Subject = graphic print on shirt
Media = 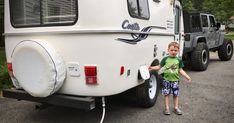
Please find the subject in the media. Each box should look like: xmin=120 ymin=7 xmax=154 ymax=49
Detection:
xmin=164 ymin=61 xmax=179 ymax=74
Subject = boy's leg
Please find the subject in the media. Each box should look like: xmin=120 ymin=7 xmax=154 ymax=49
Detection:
xmin=162 ymin=80 xmax=171 ymax=96
xmin=164 ymin=95 xmax=170 ymax=115
xmin=172 ymin=81 xmax=182 ymax=115
xmin=171 ymin=81 xmax=179 ymax=109
xmin=173 ymin=96 xmax=179 ymax=109
xmin=165 ymin=95 xmax=170 ymax=110
xmin=173 ymin=96 xmax=182 ymax=115
xmin=162 ymin=80 xmax=171 ymax=115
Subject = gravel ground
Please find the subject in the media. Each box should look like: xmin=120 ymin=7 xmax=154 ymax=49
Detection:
xmin=0 ymin=52 xmax=234 ymax=123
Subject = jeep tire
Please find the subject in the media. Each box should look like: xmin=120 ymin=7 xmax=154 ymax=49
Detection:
xmin=218 ymin=39 xmax=233 ymax=61
xmin=136 ymin=70 xmax=159 ymax=108
xmin=191 ymin=42 xmax=209 ymax=71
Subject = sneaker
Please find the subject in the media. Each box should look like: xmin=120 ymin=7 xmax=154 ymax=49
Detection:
xmin=164 ymin=109 xmax=170 ymax=115
xmin=174 ymin=108 xmax=183 ymax=115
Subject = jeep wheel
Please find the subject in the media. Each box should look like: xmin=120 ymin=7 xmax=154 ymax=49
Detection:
xmin=191 ymin=42 xmax=209 ymax=71
xmin=218 ymin=39 xmax=233 ymax=61
xmin=136 ymin=70 xmax=159 ymax=108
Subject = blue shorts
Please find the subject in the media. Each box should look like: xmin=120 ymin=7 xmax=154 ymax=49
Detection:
xmin=162 ymin=80 xmax=180 ymax=96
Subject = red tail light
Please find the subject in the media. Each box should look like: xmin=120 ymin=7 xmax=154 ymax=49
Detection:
xmin=120 ymin=66 xmax=124 ymax=75
xmin=84 ymin=66 xmax=97 ymax=84
xmin=7 ymin=63 xmax=13 ymax=72
xmin=7 ymin=63 xmax=14 ymax=77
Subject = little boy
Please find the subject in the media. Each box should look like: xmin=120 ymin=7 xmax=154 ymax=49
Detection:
xmin=149 ymin=42 xmax=191 ymax=115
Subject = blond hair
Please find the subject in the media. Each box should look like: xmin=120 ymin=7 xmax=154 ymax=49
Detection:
xmin=168 ymin=42 xmax=180 ymax=49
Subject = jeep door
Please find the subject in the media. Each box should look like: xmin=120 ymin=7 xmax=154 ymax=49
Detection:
xmin=201 ymin=14 xmax=213 ymax=48
xmin=208 ymin=15 xmax=220 ymax=47
xmin=201 ymin=14 xmax=218 ymax=48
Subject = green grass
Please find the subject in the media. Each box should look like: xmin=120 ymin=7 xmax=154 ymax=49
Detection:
xmin=225 ymin=31 xmax=234 ymax=41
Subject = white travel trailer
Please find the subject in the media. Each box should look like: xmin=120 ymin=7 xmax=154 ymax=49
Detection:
xmin=3 ymin=0 xmax=184 ymax=110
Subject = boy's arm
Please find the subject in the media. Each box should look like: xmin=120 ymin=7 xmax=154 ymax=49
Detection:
xmin=149 ymin=57 xmax=167 ymax=71
xmin=149 ymin=65 xmax=161 ymax=71
xmin=179 ymin=68 xmax=191 ymax=82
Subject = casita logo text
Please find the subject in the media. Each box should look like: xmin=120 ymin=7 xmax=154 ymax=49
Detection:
xmin=122 ymin=20 xmax=140 ymax=31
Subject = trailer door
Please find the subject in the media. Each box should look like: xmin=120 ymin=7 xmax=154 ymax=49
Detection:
xmin=174 ymin=2 xmax=184 ymax=57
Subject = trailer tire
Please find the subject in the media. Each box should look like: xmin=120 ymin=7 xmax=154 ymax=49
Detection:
xmin=218 ymin=39 xmax=233 ymax=61
xmin=191 ymin=42 xmax=209 ymax=71
xmin=136 ymin=70 xmax=159 ymax=108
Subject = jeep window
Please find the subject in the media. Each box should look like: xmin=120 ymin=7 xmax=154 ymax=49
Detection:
xmin=127 ymin=0 xmax=150 ymax=20
xmin=209 ymin=16 xmax=216 ymax=27
xmin=201 ymin=15 xmax=208 ymax=27
xmin=10 ymin=0 xmax=78 ymax=27
xmin=191 ymin=15 xmax=201 ymax=32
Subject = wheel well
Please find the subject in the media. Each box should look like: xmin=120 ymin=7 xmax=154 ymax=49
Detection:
xmin=193 ymin=37 xmax=206 ymax=50
xmin=197 ymin=37 xmax=206 ymax=44
xmin=138 ymin=59 xmax=159 ymax=80
xmin=137 ymin=59 xmax=159 ymax=80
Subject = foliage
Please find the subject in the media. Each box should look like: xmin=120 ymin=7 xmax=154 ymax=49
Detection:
xmin=0 ymin=48 xmax=13 ymax=90
xmin=0 ymin=63 xmax=13 ymax=90
xmin=225 ymin=32 xmax=234 ymax=41
xmin=193 ymin=0 xmax=204 ymax=11
xmin=0 ymin=47 xmax=5 ymax=64
xmin=181 ymin=0 xmax=195 ymax=11
xmin=202 ymin=0 xmax=234 ymax=24
xmin=182 ymin=0 xmax=234 ymax=25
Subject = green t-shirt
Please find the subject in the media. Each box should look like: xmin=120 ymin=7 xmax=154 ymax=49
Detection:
xmin=160 ymin=56 xmax=184 ymax=81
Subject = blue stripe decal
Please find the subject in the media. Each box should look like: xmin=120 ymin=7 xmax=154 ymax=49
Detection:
xmin=116 ymin=26 xmax=165 ymax=44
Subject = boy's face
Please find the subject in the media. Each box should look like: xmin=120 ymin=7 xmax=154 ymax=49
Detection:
xmin=168 ymin=45 xmax=179 ymax=57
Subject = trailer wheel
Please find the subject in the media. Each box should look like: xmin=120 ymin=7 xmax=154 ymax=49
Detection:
xmin=218 ymin=39 xmax=233 ymax=61
xmin=136 ymin=70 xmax=159 ymax=108
xmin=191 ymin=42 xmax=209 ymax=71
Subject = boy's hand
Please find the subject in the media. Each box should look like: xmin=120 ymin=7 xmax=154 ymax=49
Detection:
xmin=185 ymin=76 xmax=191 ymax=82
xmin=179 ymin=69 xmax=191 ymax=83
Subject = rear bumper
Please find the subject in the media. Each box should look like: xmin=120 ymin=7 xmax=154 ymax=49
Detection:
xmin=2 ymin=89 xmax=95 ymax=110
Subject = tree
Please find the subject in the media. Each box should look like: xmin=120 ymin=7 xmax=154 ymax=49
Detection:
xmin=193 ymin=0 xmax=204 ymax=11
xmin=181 ymin=0 xmax=195 ymax=11
xmin=182 ymin=0 xmax=234 ymax=25
xmin=203 ymin=0 xmax=234 ymax=24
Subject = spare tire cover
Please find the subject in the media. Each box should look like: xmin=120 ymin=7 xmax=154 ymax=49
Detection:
xmin=12 ymin=40 xmax=66 ymax=97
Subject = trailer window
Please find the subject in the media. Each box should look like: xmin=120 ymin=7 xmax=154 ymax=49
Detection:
xmin=10 ymin=0 xmax=77 ymax=27
xmin=127 ymin=0 xmax=150 ymax=20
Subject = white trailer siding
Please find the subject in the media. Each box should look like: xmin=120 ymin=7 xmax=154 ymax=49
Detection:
xmin=4 ymin=0 xmax=182 ymax=96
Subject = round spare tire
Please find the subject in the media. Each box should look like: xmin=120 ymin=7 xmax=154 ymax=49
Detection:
xmin=12 ymin=40 xmax=66 ymax=97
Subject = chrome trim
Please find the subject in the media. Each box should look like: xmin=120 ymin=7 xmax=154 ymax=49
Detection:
xmin=3 ymin=30 xmax=174 ymax=36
